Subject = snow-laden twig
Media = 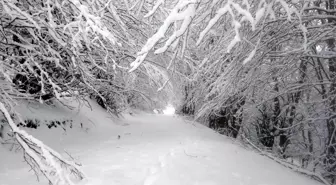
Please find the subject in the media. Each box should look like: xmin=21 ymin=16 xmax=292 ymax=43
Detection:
xmin=157 ymin=78 xmax=170 ymax=92
xmin=129 ymin=0 xmax=198 ymax=72
xmin=242 ymin=134 xmax=331 ymax=185
xmin=135 ymin=0 xmax=304 ymax=72
xmin=4 ymin=1 xmax=41 ymax=30
xmin=145 ymin=0 xmax=165 ymax=18
xmin=155 ymin=3 xmax=197 ymax=54
xmin=68 ymin=0 xmax=119 ymax=45
xmin=198 ymin=4 xmax=229 ymax=45
xmin=242 ymin=48 xmax=256 ymax=64
xmin=130 ymin=0 xmax=293 ymax=71
xmin=0 ymin=102 xmax=85 ymax=185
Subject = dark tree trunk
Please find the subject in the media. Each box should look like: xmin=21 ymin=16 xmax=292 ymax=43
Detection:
xmin=326 ymin=0 xmax=336 ymax=182
xmin=209 ymin=96 xmax=244 ymax=138
xmin=181 ymin=83 xmax=195 ymax=115
xmin=272 ymin=77 xmax=281 ymax=149
xmin=256 ymin=104 xmax=274 ymax=148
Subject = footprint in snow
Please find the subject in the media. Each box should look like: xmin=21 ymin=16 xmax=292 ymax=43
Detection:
xmin=143 ymin=165 xmax=161 ymax=185
xmin=142 ymin=154 xmax=169 ymax=185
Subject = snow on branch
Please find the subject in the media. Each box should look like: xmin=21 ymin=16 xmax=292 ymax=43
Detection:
xmin=129 ymin=0 xmax=198 ymax=72
xmin=242 ymin=134 xmax=331 ymax=185
xmin=4 ymin=1 xmax=41 ymax=30
xmin=144 ymin=0 xmax=165 ymax=18
xmin=66 ymin=0 xmax=119 ymax=46
xmin=130 ymin=0 xmax=305 ymax=71
xmin=0 ymin=102 xmax=85 ymax=185
xmin=1 ymin=0 xmax=136 ymax=104
xmin=197 ymin=3 xmax=232 ymax=46
xmin=196 ymin=0 xmax=269 ymax=52
xmin=154 ymin=3 xmax=197 ymax=54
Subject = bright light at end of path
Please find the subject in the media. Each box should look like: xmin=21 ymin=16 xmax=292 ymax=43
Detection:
xmin=163 ymin=104 xmax=175 ymax=115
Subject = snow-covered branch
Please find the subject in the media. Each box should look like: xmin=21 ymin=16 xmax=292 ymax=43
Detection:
xmin=129 ymin=0 xmax=198 ymax=72
xmin=0 ymin=102 xmax=85 ymax=185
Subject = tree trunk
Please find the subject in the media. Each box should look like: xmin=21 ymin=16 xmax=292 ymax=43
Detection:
xmin=326 ymin=0 xmax=336 ymax=182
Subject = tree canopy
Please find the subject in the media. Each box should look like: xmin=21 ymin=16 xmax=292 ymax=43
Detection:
xmin=0 ymin=0 xmax=336 ymax=184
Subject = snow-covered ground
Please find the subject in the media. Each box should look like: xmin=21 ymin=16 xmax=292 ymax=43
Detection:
xmin=0 ymin=99 xmax=321 ymax=185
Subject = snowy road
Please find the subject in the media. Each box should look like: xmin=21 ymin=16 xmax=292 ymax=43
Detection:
xmin=0 ymin=103 xmax=321 ymax=185
xmin=76 ymin=114 xmax=320 ymax=185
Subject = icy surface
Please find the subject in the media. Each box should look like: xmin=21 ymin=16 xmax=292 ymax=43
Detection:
xmin=0 ymin=99 xmax=320 ymax=185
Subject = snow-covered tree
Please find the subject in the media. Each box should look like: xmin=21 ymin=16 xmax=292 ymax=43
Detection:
xmin=131 ymin=0 xmax=335 ymax=184
xmin=1 ymin=0 xmax=336 ymax=184
xmin=0 ymin=0 xmax=175 ymax=184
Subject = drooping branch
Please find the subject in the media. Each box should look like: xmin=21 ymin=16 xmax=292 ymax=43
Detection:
xmin=0 ymin=101 xmax=85 ymax=185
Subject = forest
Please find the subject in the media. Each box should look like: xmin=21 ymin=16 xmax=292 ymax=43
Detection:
xmin=0 ymin=0 xmax=335 ymax=184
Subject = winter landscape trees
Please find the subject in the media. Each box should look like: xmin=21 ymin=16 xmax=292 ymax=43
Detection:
xmin=179 ymin=0 xmax=335 ymax=183
xmin=139 ymin=0 xmax=336 ymax=183
xmin=0 ymin=0 xmax=173 ymax=184
xmin=0 ymin=0 xmax=336 ymax=184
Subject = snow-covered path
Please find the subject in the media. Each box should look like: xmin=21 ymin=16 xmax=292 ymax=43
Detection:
xmin=0 ymin=103 xmax=321 ymax=185
xmin=77 ymin=114 xmax=320 ymax=185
